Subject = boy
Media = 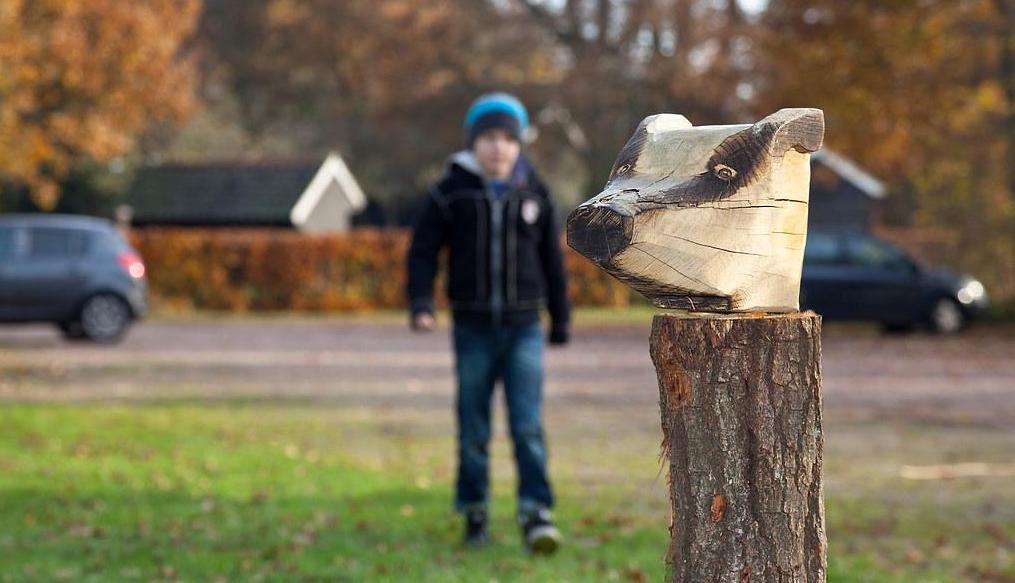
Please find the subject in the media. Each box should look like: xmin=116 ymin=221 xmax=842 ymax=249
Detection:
xmin=407 ymin=93 xmax=570 ymax=554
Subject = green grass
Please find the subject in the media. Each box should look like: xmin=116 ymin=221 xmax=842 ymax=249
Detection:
xmin=0 ymin=404 xmax=669 ymax=582
xmin=1 ymin=404 xmax=1011 ymax=582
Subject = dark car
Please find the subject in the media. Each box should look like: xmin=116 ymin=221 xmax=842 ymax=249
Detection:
xmin=800 ymin=231 xmax=988 ymax=333
xmin=0 ymin=214 xmax=147 ymax=342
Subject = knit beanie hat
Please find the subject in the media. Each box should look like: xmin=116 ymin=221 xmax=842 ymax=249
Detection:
xmin=464 ymin=92 xmax=529 ymax=147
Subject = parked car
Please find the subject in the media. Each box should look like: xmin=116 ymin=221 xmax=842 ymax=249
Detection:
xmin=800 ymin=231 xmax=988 ymax=334
xmin=0 ymin=214 xmax=147 ymax=343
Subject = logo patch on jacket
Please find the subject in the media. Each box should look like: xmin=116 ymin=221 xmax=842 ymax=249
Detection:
xmin=521 ymin=199 xmax=541 ymax=225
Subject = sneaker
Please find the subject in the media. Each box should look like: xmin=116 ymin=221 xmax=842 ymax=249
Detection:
xmin=463 ymin=509 xmax=488 ymax=547
xmin=521 ymin=509 xmax=562 ymax=555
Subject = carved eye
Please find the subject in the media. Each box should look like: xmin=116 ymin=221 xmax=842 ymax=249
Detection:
xmin=713 ymin=164 xmax=737 ymax=181
xmin=614 ymin=162 xmax=633 ymax=176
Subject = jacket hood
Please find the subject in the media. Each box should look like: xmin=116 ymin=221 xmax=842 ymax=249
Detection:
xmin=443 ymin=150 xmax=538 ymax=192
xmin=448 ymin=150 xmax=485 ymax=178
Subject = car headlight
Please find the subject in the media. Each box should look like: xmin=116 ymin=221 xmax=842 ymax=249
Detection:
xmin=956 ymin=278 xmax=985 ymax=305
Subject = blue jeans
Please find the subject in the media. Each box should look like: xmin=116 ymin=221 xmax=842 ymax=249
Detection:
xmin=453 ymin=321 xmax=553 ymax=519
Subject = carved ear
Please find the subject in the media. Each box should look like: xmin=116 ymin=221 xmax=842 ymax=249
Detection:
xmin=643 ymin=113 xmax=693 ymax=135
xmin=756 ymin=108 xmax=825 ymax=154
xmin=608 ymin=114 xmax=694 ymax=182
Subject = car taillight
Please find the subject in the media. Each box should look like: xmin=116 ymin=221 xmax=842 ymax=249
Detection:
xmin=117 ymin=252 xmax=146 ymax=279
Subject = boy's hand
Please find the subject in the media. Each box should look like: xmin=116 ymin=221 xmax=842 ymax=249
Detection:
xmin=411 ymin=312 xmax=436 ymax=332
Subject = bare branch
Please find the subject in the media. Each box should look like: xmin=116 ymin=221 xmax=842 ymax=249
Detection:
xmin=618 ymin=0 xmax=652 ymax=50
xmin=565 ymin=0 xmax=582 ymax=36
xmin=673 ymin=0 xmax=695 ymax=67
xmin=597 ymin=0 xmax=610 ymax=47
xmin=511 ymin=0 xmax=580 ymax=46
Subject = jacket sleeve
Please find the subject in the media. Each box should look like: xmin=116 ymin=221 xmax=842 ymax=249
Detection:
xmin=539 ymin=195 xmax=571 ymax=327
xmin=407 ymin=189 xmax=449 ymax=316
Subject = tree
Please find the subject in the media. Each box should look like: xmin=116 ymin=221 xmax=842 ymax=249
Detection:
xmin=756 ymin=0 xmax=1015 ymax=303
xmin=194 ymin=0 xmax=559 ymax=216
xmin=511 ymin=0 xmax=758 ymax=194
xmin=187 ymin=1 xmax=761 ymax=218
xmin=995 ymin=0 xmax=1014 ymax=199
xmin=0 ymin=0 xmax=201 ymax=209
xmin=652 ymin=313 xmax=825 ymax=582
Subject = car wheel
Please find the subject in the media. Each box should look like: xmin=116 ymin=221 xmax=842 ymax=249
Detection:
xmin=57 ymin=320 xmax=88 ymax=341
xmin=78 ymin=293 xmax=132 ymax=343
xmin=929 ymin=298 xmax=965 ymax=335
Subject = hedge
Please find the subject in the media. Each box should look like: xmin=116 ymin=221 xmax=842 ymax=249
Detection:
xmin=129 ymin=228 xmax=635 ymax=312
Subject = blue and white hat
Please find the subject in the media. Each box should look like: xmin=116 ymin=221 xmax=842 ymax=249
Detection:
xmin=464 ymin=92 xmax=530 ymax=146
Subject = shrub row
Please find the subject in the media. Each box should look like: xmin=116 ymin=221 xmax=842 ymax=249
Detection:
xmin=129 ymin=228 xmax=634 ymax=312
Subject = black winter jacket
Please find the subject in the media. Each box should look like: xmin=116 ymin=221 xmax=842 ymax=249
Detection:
xmin=407 ymin=151 xmax=570 ymax=330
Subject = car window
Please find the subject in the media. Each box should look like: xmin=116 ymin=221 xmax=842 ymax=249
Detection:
xmin=27 ymin=227 xmax=89 ymax=258
xmin=804 ymin=233 xmax=843 ymax=265
xmin=843 ymin=237 xmax=911 ymax=270
xmin=105 ymin=228 xmax=130 ymax=251
xmin=0 ymin=227 xmax=18 ymax=259
xmin=78 ymin=230 xmax=99 ymax=254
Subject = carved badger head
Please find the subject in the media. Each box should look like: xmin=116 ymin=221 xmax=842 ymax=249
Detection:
xmin=567 ymin=108 xmax=825 ymax=313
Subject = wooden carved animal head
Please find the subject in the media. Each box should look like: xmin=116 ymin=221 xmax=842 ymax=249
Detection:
xmin=567 ymin=108 xmax=825 ymax=313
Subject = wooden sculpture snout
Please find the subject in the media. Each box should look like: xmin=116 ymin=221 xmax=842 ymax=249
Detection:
xmin=567 ymin=108 xmax=825 ymax=313
xmin=566 ymin=204 xmax=633 ymax=265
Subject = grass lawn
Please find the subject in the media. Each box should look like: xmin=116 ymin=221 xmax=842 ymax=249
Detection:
xmin=1 ymin=403 xmax=1012 ymax=582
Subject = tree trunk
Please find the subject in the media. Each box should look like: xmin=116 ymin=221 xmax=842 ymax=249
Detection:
xmin=650 ymin=312 xmax=826 ymax=583
xmin=997 ymin=0 xmax=1015 ymax=205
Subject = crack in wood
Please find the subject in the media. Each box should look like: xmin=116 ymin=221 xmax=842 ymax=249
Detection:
xmin=655 ymin=232 xmax=767 ymax=257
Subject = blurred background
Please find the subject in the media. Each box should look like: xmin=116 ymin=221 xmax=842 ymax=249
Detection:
xmin=0 ymin=1 xmax=1013 ymax=582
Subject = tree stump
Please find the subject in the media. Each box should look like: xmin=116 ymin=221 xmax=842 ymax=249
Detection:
xmin=650 ymin=312 xmax=826 ymax=583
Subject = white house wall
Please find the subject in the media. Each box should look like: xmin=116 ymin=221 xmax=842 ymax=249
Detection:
xmin=299 ymin=180 xmax=355 ymax=233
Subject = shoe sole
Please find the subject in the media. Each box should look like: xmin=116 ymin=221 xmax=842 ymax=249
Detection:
xmin=526 ymin=525 xmax=562 ymax=555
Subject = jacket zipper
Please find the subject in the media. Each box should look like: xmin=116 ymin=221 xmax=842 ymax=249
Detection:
xmin=486 ymin=181 xmax=504 ymax=328
xmin=506 ymin=197 xmax=518 ymax=306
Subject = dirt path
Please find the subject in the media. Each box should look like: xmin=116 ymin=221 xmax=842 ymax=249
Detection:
xmin=1 ymin=318 xmax=1013 ymax=425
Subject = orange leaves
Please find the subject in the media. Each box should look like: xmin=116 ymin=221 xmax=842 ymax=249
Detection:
xmin=129 ymin=228 xmax=635 ymax=312
xmin=758 ymin=0 xmax=1001 ymax=179
xmin=0 ymin=0 xmax=200 ymax=208
xmin=758 ymin=0 xmax=1015 ymax=303
xmin=130 ymin=228 xmax=413 ymax=312
xmin=265 ymin=0 xmax=310 ymax=27
xmin=565 ymin=248 xmax=634 ymax=307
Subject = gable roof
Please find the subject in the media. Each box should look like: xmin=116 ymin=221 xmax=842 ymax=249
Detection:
xmin=290 ymin=153 xmax=367 ymax=227
xmin=128 ymin=153 xmax=365 ymax=226
xmin=811 ymin=149 xmax=887 ymax=199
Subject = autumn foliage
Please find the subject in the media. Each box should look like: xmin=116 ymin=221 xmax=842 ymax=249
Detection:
xmin=129 ymin=228 xmax=633 ymax=312
xmin=0 ymin=0 xmax=200 ymax=208
xmin=2 ymin=0 xmax=1012 ymax=305
xmin=758 ymin=0 xmax=1015 ymax=303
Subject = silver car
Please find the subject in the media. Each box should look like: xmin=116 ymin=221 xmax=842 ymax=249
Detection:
xmin=0 ymin=214 xmax=147 ymax=343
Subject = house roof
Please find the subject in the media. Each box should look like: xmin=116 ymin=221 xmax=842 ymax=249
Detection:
xmin=128 ymin=153 xmax=365 ymax=226
xmin=811 ymin=149 xmax=887 ymax=199
xmin=290 ymin=153 xmax=367 ymax=227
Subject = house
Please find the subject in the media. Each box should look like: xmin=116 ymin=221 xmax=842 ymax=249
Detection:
xmin=808 ymin=149 xmax=887 ymax=232
xmin=127 ymin=153 xmax=368 ymax=233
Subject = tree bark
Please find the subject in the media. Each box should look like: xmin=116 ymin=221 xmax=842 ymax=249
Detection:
xmin=650 ymin=312 xmax=826 ymax=583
